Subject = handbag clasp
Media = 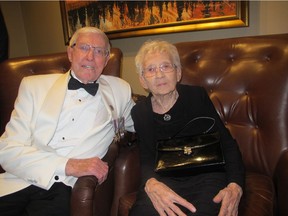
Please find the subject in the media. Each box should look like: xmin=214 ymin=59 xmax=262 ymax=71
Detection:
xmin=183 ymin=146 xmax=193 ymax=155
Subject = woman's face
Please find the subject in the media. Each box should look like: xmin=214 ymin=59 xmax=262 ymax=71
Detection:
xmin=139 ymin=51 xmax=181 ymax=97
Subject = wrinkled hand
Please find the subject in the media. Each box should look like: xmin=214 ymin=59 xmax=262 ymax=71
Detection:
xmin=213 ymin=183 xmax=243 ymax=216
xmin=66 ymin=157 xmax=109 ymax=184
xmin=145 ymin=178 xmax=196 ymax=216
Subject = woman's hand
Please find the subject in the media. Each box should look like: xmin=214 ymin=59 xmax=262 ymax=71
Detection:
xmin=145 ymin=178 xmax=196 ymax=216
xmin=213 ymin=182 xmax=243 ymax=216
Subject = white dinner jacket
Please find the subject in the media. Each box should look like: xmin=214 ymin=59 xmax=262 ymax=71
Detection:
xmin=0 ymin=71 xmax=135 ymax=196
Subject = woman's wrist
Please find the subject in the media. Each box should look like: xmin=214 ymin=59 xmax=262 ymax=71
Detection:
xmin=145 ymin=178 xmax=158 ymax=193
xmin=228 ymin=182 xmax=243 ymax=195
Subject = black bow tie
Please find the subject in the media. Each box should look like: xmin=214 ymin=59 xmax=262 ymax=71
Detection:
xmin=68 ymin=75 xmax=99 ymax=96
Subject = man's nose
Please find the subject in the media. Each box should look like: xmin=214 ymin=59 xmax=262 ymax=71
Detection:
xmin=86 ymin=48 xmax=95 ymax=60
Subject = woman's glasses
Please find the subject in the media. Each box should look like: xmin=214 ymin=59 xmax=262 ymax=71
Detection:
xmin=142 ymin=63 xmax=176 ymax=78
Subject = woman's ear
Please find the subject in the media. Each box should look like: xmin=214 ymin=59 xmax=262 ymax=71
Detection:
xmin=176 ymin=68 xmax=182 ymax=82
xmin=139 ymin=74 xmax=148 ymax=90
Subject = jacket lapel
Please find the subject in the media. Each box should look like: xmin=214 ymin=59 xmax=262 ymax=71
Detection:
xmin=33 ymin=72 xmax=69 ymax=147
xmin=98 ymin=76 xmax=117 ymax=121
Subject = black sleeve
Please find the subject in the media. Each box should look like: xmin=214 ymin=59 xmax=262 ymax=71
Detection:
xmin=131 ymin=101 xmax=161 ymax=186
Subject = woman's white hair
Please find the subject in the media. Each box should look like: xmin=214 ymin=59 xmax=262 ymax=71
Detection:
xmin=135 ymin=39 xmax=181 ymax=74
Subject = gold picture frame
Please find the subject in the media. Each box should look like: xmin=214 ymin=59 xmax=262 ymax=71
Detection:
xmin=60 ymin=1 xmax=249 ymax=44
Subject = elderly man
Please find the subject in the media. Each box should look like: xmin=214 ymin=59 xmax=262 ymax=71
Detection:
xmin=0 ymin=27 xmax=134 ymax=216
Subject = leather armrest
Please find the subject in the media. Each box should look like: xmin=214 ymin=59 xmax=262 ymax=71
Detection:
xmin=239 ymin=172 xmax=275 ymax=215
xmin=111 ymin=141 xmax=141 ymax=216
xmin=71 ymin=175 xmax=98 ymax=216
xmin=274 ymin=149 xmax=288 ymax=216
xmin=116 ymin=143 xmax=140 ymax=194
xmin=117 ymin=131 xmax=137 ymax=148
xmin=71 ymin=139 xmax=120 ymax=216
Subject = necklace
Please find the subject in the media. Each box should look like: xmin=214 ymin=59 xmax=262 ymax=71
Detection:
xmin=152 ymin=91 xmax=178 ymax=121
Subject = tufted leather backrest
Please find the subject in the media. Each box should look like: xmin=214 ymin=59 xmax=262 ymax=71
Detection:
xmin=0 ymin=48 xmax=123 ymax=134
xmin=175 ymin=34 xmax=288 ymax=177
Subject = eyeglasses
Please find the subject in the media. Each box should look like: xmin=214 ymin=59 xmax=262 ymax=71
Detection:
xmin=142 ymin=63 xmax=176 ymax=78
xmin=72 ymin=43 xmax=109 ymax=57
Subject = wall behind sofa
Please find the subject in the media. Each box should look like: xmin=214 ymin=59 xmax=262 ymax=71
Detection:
xmin=1 ymin=1 xmax=288 ymax=95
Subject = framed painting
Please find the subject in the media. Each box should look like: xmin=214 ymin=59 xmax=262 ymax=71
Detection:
xmin=60 ymin=1 xmax=249 ymax=44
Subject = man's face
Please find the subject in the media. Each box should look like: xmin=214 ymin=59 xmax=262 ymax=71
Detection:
xmin=67 ymin=32 xmax=110 ymax=83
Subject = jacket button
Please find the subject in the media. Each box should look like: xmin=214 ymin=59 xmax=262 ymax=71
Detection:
xmin=54 ymin=175 xmax=59 ymax=181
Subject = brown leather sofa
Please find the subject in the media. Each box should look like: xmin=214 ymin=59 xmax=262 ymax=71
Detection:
xmin=114 ymin=34 xmax=288 ymax=216
xmin=2 ymin=34 xmax=288 ymax=216
xmin=0 ymin=48 xmax=124 ymax=216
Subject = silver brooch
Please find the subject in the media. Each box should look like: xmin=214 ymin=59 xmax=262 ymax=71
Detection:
xmin=163 ymin=114 xmax=171 ymax=121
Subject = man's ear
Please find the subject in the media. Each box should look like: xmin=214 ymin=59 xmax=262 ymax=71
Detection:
xmin=104 ymin=55 xmax=110 ymax=67
xmin=67 ymin=46 xmax=73 ymax=62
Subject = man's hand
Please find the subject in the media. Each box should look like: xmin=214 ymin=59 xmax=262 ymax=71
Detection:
xmin=213 ymin=183 xmax=243 ymax=216
xmin=145 ymin=178 xmax=196 ymax=216
xmin=65 ymin=157 xmax=109 ymax=184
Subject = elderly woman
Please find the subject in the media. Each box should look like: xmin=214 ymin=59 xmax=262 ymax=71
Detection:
xmin=130 ymin=40 xmax=245 ymax=216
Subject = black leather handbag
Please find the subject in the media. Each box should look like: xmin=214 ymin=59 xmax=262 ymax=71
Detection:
xmin=155 ymin=117 xmax=225 ymax=175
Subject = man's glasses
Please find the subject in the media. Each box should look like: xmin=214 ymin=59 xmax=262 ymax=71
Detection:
xmin=142 ymin=63 xmax=176 ymax=78
xmin=72 ymin=43 xmax=109 ymax=57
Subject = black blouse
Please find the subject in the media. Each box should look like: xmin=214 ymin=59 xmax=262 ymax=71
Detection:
xmin=131 ymin=84 xmax=245 ymax=189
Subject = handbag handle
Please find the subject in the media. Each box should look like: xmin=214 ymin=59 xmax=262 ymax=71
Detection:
xmin=170 ymin=116 xmax=215 ymax=139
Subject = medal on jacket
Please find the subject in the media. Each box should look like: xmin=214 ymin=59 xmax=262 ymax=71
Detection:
xmin=113 ymin=117 xmax=125 ymax=142
xmin=109 ymin=105 xmax=125 ymax=142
